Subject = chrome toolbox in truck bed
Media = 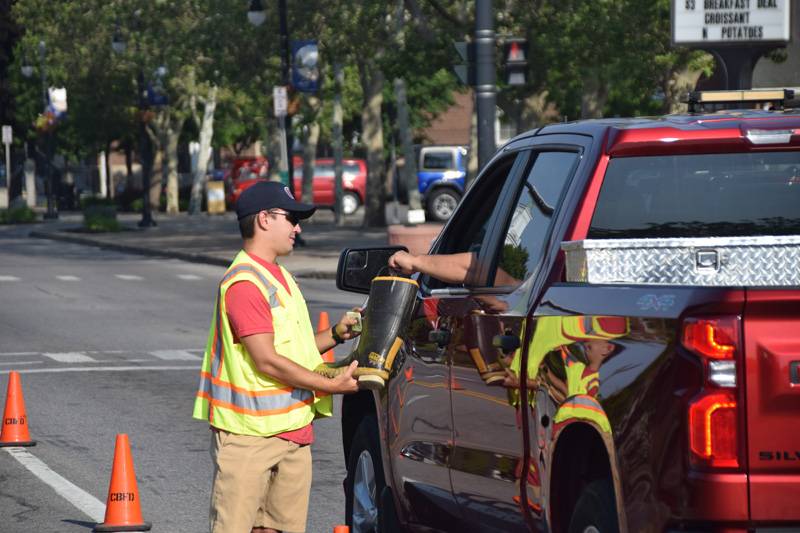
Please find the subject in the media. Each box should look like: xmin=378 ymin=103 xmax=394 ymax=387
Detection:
xmin=562 ymin=235 xmax=800 ymax=286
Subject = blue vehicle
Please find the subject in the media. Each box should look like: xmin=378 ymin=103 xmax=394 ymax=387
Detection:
xmin=417 ymin=145 xmax=467 ymax=222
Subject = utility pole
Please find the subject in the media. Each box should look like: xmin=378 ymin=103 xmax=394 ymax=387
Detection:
xmin=475 ymin=0 xmax=496 ymax=172
xmin=278 ymin=0 xmax=295 ymax=197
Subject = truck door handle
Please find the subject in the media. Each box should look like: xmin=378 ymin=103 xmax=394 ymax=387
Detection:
xmin=493 ymin=334 xmax=520 ymax=354
xmin=428 ymin=329 xmax=451 ymax=348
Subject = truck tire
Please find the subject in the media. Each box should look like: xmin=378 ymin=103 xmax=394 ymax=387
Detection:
xmin=567 ymin=478 xmax=619 ymax=533
xmin=345 ymin=415 xmax=402 ymax=533
xmin=343 ymin=191 xmax=361 ymax=215
xmin=426 ymin=188 xmax=461 ymax=222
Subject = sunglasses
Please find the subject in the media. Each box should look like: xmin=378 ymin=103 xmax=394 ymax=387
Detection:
xmin=267 ymin=210 xmax=300 ymax=226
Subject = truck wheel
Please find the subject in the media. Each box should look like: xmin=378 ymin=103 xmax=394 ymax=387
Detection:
xmin=426 ymin=188 xmax=461 ymax=222
xmin=567 ymin=478 xmax=619 ymax=533
xmin=343 ymin=192 xmax=361 ymax=215
xmin=345 ymin=415 xmax=401 ymax=533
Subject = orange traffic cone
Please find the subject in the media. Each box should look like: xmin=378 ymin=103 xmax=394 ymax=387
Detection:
xmin=318 ymin=311 xmax=335 ymax=363
xmin=94 ymin=434 xmax=151 ymax=532
xmin=0 ymin=371 xmax=36 ymax=447
xmin=333 ymin=526 xmax=350 ymax=533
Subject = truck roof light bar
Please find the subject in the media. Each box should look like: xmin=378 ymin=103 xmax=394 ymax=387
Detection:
xmin=686 ymin=89 xmax=796 ymax=113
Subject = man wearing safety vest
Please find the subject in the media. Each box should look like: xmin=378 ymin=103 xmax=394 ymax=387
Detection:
xmin=193 ymin=181 xmax=361 ymax=533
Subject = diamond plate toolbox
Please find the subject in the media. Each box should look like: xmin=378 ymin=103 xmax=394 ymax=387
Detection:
xmin=562 ymin=235 xmax=800 ymax=286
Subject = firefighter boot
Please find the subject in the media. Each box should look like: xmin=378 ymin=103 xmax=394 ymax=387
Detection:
xmin=315 ymin=276 xmax=418 ymax=390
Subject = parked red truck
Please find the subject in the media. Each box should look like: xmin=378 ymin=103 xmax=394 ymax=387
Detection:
xmin=335 ymin=90 xmax=800 ymax=532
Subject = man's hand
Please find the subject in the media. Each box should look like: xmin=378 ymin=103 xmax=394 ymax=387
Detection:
xmin=388 ymin=250 xmax=417 ymax=275
xmin=324 ymin=360 xmax=359 ymax=394
xmin=335 ymin=307 xmax=363 ymax=341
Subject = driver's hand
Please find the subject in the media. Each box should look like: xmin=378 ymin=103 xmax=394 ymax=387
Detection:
xmin=388 ymin=251 xmax=417 ymax=275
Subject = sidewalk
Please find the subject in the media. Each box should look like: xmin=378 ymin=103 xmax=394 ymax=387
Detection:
xmin=25 ymin=209 xmax=394 ymax=278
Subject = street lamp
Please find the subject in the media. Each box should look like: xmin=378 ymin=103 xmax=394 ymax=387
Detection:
xmin=112 ymin=17 xmax=156 ymax=227
xmin=21 ymin=41 xmax=58 ymax=219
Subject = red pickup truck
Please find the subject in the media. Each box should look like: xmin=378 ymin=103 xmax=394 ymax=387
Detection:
xmin=335 ymin=90 xmax=800 ymax=532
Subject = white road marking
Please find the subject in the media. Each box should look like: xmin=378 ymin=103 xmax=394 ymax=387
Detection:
xmin=0 ymin=365 xmax=197 ymax=375
xmin=56 ymin=275 xmax=81 ymax=281
xmin=150 ymin=349 xmax=200 ymax=361
xmin=0 ymin=352 xmax=38 ymax=357
xmin=4 ymin=447 xmax=106 ymax=523
xmin=114 ymin=274 xmax=143 ymax=281
xmin=0 ymin=361 xmax=43 ymax=366
xmin=42 ymin=352 xmax=97 ymax=363
xmin=177 ymin=274 xmax=202 ymax=280
xmin=0 ymin=275 xmax=20 ymax=282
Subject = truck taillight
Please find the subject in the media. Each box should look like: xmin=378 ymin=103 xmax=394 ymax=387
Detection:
xmin=688 ymin=391 xmax=739 ymax=468
xmin=682 ymin=318 xmax=736 ymax=359
xmin=682 ymin=316 xmax=741 ymax=469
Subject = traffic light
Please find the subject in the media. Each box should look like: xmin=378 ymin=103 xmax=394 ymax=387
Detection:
xmin=503 ymin=38 xmax=528 ymax=86
xmin=453 ymin=41 xmax=476 ymax=86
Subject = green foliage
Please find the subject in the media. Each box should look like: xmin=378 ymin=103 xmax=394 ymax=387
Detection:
xmin=82 ymin=200 xmax=120 ymax=232
xmin=499 ymin=243 xmax=529 ymax=281
xmin=83 ymin=213 xmax=122 ymax=233
xmin=0 ymin=205 xmax=37 ymax=224
xmin=80 ymin=196 xmax=117 ymax=209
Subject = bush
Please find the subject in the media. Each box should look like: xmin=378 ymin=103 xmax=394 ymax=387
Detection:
xmin=0 ymin=206 xmax=37 ymax=224
xmin=80 ymin=196 xmax=117 ymax=210
xmin=83 ymin=203 xmax=121 ymax=232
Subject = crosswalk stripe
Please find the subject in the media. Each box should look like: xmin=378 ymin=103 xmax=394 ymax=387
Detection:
xmin=56 ymin=275 xmax=81 ymax=281
xmin=0 ymin=275 xmax=20 ymax=282
xmin=4 ymin=448 xmax=105 ymax=523
xmin=115 ymin=274 xmax=143 ymax=281
xmin=150 ymin=349 xmax=201 ymax=361
xmin=177 ymin=274 xmax=202 ymax=280
xmin=42 ymin=352 xmax=97 ymax=363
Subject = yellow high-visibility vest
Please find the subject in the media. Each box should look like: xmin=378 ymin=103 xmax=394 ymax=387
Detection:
xmin=192 ymin=251 xmax=332 ymax=436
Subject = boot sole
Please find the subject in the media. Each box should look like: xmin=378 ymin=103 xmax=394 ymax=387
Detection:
xmin=357 ymin=374 xmax=385 ymax=390
xmin=314 ymin=364 xmax=389 ymax=382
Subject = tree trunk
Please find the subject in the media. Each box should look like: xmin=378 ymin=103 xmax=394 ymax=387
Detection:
xmin=663 ymin=67 xmax=706 ymax=114
xmin=361 ymin=66 xmax=386 ymax=227
xmin=267 ymin=120 xmax=282 ymax=182
xmin=333 ymin=63 xmax=345 ymax=226
xmin=394 ymin=78 xmax=422 ymax=211
xmin=163 ymin=123 xmax=181 ymax=214
xmin=302 ymin=120 xmax=319 ymax=204
xmin=189 ymin=86 xmax=218 ymax=214
xmin=580 ymin=70 xmax=607 ymax=119
xmin=105 ymin=141 xmax=114 ymax=198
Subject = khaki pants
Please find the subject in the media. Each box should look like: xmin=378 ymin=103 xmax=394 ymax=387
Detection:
xmin=209 ymin=429 xmax=312 ymax=533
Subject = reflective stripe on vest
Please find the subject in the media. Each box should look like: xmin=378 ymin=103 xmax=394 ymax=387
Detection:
xmin=197 ymin=371 xmax=313 ymax=415
xmin=554 ymin=394 xmax=611 ymax=433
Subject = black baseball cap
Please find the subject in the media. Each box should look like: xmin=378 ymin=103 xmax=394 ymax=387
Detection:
xmin=235 ymin=181 xmax=316 ymax=220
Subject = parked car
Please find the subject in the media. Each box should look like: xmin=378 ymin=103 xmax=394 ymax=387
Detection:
xmin=335 ymin=89 xmax=800 ymax=532
xmin=224 ymin=156 xmax=269 ymax=207
xmin=417 ymin=145 xmax=467 ymax=222
xmin=292 ymin=157 xmax=367 ymax=215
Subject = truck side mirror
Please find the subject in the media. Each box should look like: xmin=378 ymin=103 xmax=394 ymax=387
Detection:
xmin=336 ymin=246 xmax=409 ymax=293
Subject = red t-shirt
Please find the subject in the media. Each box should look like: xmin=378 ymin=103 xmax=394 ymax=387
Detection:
xmin=225 ymin=252 xmax=313 ymax=445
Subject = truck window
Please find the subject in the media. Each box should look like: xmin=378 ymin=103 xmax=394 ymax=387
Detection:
xmin=424 ymin=154 xmax=519 ymax=289
xmin=494 ymin=151 xmax=579 ymax=287
xmin=423 ymin=151 xmax=455 ymax=171
xmin=589 ymin=152 xmax=800 ymax=238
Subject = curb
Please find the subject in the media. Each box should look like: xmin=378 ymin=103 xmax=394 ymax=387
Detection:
xmin=28 ymin=230 xmax=337 ymax=279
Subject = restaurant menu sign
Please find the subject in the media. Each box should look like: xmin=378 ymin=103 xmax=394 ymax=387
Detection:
xmin=673 ymin=0 xmax=791 ymax=45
